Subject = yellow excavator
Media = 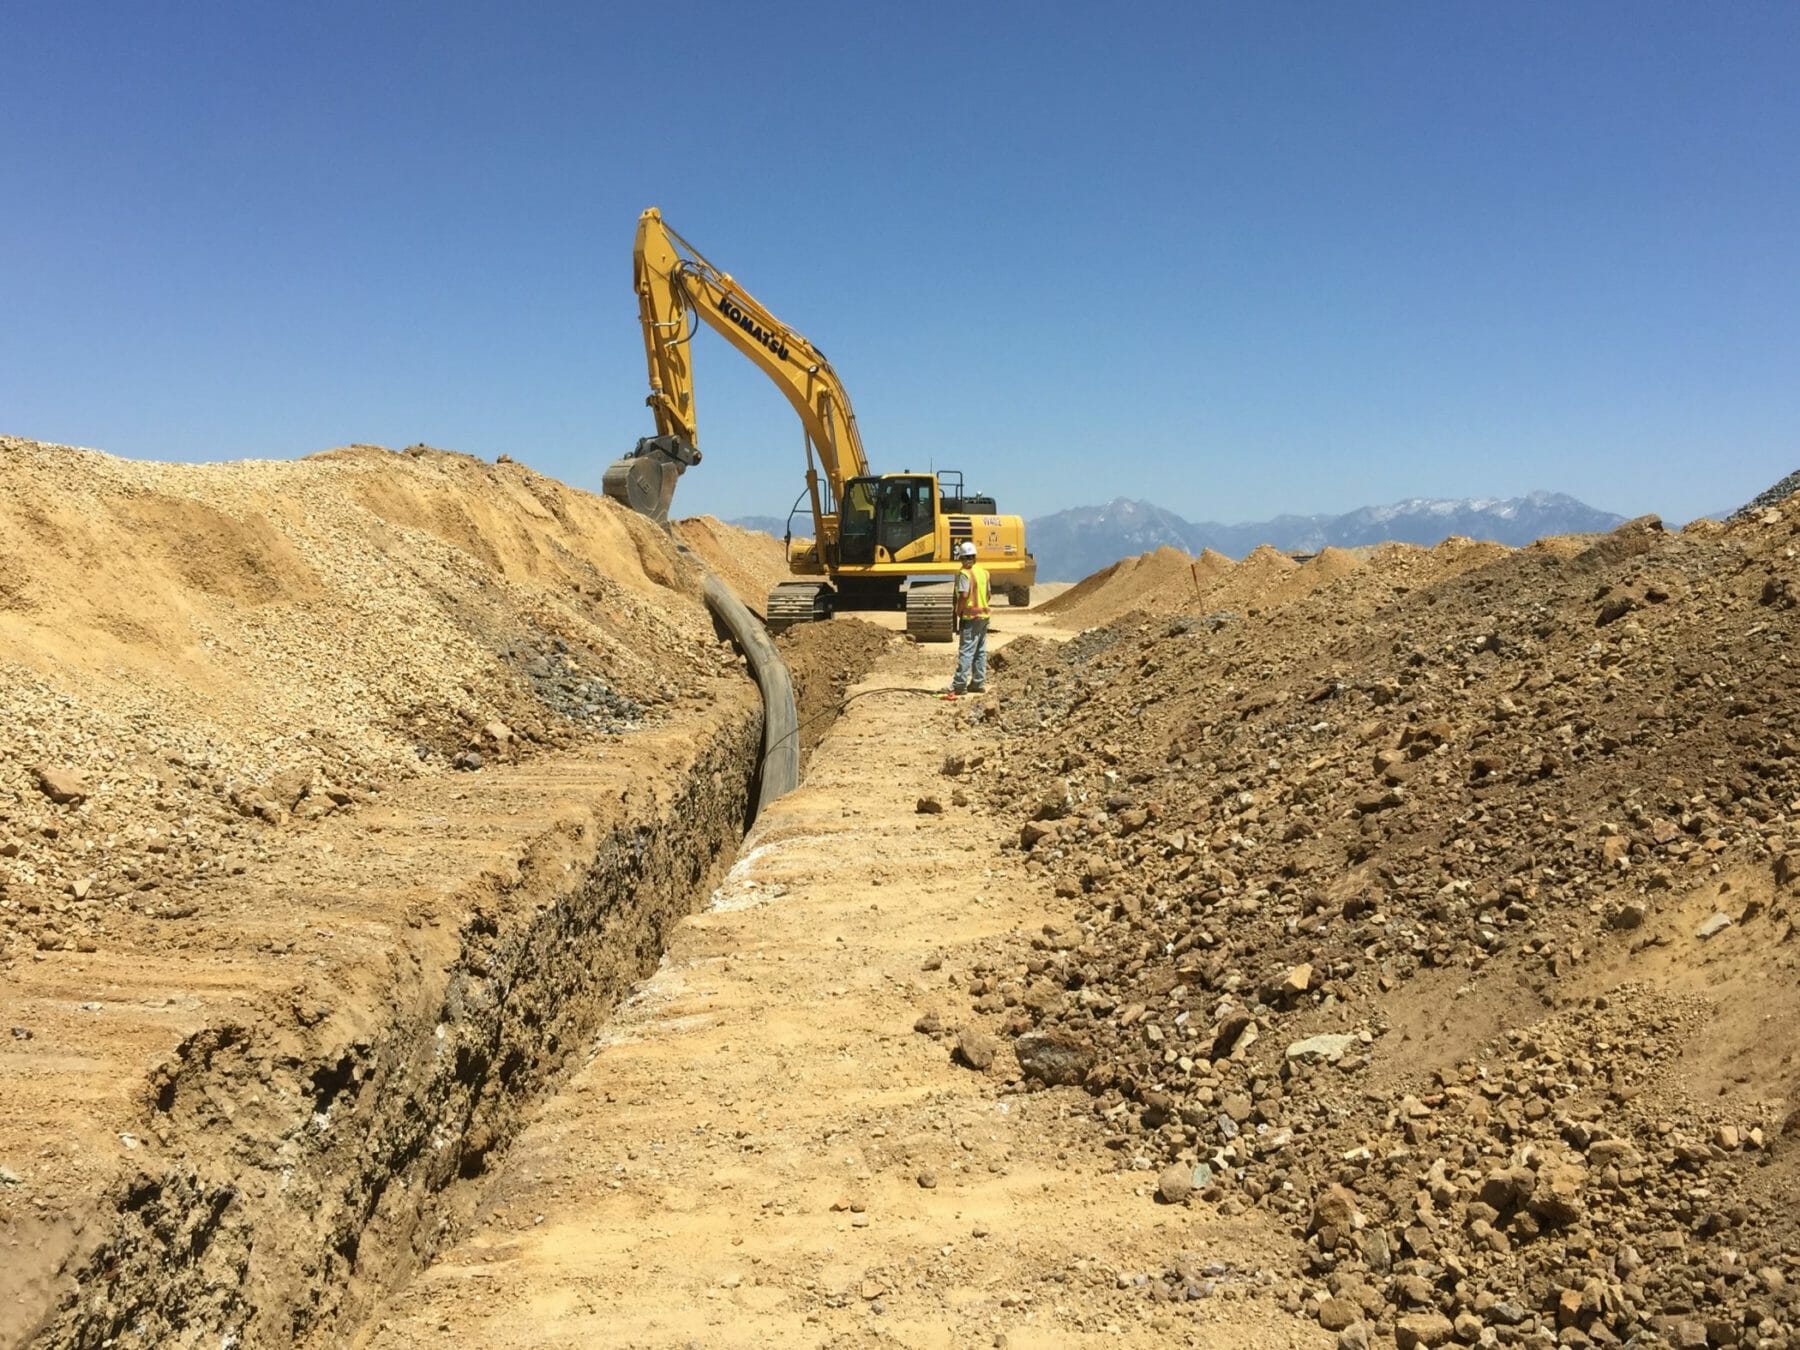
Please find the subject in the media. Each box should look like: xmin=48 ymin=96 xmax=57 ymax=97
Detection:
xmin=603 ymin=208 xmax=1034 ymax=640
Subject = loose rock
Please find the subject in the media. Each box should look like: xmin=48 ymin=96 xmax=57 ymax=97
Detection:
xmin=33 ymin=766 xmax=89 ymax=805
xmin=954 ymin=1028 xmax=998 ymax=1072
xmin=1013 ymin=1032 xmax=1093 ymax=1087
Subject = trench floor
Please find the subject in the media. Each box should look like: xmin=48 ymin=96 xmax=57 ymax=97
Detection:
xmin=354 ymin=633 xmax=1325 ymax=1350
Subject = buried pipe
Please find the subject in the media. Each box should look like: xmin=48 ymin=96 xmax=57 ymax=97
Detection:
xmin=700 ymin=571 xmax=799 ymax=813
xmin=18 ymin=555 xmax=799 ymax=1348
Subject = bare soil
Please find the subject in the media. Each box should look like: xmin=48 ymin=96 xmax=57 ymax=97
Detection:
xmin=0 ymin=438 xmax=876 ymax=1348
xmin=353 ymin=629 xmax=1325 ymax=1350
xmin=971 ymin=505 xmax=1800 ymax=1348
xmin=12 ymin=429 xmax=1800 ymax=1350
xmin=673 ymin=514 xmax=799 ymax=617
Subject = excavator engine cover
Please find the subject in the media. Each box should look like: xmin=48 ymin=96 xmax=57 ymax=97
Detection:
xmin=602 ymin=435 xmax=701 ymax=524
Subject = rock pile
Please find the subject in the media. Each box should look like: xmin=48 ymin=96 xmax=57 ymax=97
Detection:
xmin=965 ymin=497 xmax=1800 ymax=1346
xmin=1732 ymin=472 xmax=1800 ymax=522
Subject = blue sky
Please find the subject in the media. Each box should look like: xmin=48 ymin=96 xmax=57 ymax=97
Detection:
xmin=3 ymin=2 xmax=1796 ymax=524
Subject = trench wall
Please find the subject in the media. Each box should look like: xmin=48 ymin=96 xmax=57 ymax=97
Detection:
xmin=15 ymin=706 xmax=762 ymax=1350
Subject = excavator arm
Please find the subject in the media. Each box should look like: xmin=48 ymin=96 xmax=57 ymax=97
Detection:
xmin=605 ymin=207 xmax=871 ymax=529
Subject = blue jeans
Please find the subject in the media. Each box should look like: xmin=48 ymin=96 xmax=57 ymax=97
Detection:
xmin=953 ymin=618 xmax=989 ymax=691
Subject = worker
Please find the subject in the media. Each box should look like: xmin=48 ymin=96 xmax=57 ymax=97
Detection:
xmin=950 ymin=539 xmax=991 ymax=695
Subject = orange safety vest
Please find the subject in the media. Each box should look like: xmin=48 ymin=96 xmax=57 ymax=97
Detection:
xmin=956 ymin=562 xmax=991 ymax=619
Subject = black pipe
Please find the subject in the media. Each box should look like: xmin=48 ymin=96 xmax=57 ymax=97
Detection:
xmin=698 ymin=571 xmax=798 ymax=814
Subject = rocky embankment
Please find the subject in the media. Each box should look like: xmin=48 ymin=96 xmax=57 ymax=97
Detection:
xmin=954 ymin=502 xmax=1800 ymax=1348
xmin=0 ymin=438 xmax=741 ymax=964
xmin=0 ymin=438 xmax=877 ymax=1348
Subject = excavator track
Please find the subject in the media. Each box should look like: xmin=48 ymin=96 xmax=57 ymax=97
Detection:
xmin=905 ymin=581 xmax=958 ymax=644
xmin=766 ymin=582 xmax=832 ymax=635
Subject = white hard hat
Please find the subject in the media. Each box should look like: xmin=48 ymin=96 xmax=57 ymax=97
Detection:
xmin=956 ymin=541 xmax=977 ymax=559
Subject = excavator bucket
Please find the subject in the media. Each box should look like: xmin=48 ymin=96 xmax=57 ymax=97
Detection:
xmin=602 ymin=435 xmax=701 ymax=524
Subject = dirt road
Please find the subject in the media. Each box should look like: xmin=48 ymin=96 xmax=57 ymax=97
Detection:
xmin=356 ymin=623 xmax=1322 ymax=1349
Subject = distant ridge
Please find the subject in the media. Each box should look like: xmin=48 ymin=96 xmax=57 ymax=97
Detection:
xmin=1027 ymin=492 xmax=1627 ymax=582
xmin=725 ymin=491 xmax=1632 ymax=583
xmin=719 ymin=514 xmax=791 ymax=538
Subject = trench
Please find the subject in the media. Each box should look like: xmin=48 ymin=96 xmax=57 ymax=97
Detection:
xmin=12 ymin=582 xmax=851 ymax=1350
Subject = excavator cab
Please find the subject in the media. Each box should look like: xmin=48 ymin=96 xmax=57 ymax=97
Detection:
xmin=876 ymin=476 xmax=936 ymax=562
xmin=838 ymin=479 xmax=878 ymax=565
xmin=839 ymin=475 xmax=936 ymax=565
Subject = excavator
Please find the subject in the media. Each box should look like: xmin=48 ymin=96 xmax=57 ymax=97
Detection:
xmin=602 ymin=208 xmax=1034 ymax=641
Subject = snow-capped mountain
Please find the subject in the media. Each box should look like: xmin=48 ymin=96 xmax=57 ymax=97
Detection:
xmin=1028 ymin=492 xmax=1626 ymax=582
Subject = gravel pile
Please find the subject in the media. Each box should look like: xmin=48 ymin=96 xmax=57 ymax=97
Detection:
xmin=955 ymin=493 xmax=1800 ymax=1347
xmin=0 ymin=437 xmax=755 ymax=965
xmin=1732 ymin=473 xmax=1800 ymax=521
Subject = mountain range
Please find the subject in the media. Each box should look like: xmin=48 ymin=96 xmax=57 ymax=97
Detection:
xmin=721 ymin=491 xmax=1634 ymax=584
xmin=724 ymin=514 xmax=793 ymax=538
xmin=1023 ymin=492 xmax=1630 ymax=582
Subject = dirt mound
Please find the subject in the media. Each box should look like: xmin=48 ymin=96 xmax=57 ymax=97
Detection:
xmin=1245 ymin=545 xmax=1365 ymax=612
xmin=1039 ymin=537 xmax=1485 ymax=633
xmin=972 ymin=506 xmax=1800 ymax=1346
xmin=0 ymin=437 xmax=904 ymax=1349
xmin=673 ymin=514 xmax=796 ymax=612
xmin=1040 ymin=546 xmax=1230 ymax=628
xmin=0 ymin=436 xmax=745 ymax=965
xmin=777 ymin=618 xmax=892 ymax=761
xmin=1190 ymin=543 xmax=1299 ymax=615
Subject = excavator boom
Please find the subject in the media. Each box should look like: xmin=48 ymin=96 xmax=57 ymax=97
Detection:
xmin=605 ymin=208 xmax=869 ymax=528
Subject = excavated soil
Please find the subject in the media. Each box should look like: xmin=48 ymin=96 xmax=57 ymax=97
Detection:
xmin=1039 ymin=538 xmax=1521 ymax=636
xmin=1040 ymin=547 xmax=1235 ymax=629
xmin=777 ymin=619 xmax=894 ymax=764
xmin=0 ymin=438 xmax=884 ymax=1349
xmin=967 ymin=502 xmax=1800 ymax=1349
xmin=0 ymin=436 xmax=731 ymax=964
xmin=351 ymin=628 xmax=1325 ymax=1350
xmin=12 ymin=429 xmax=1800 ymax=1350
xmin=673 ymin=515 xmax=799 ymax=618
